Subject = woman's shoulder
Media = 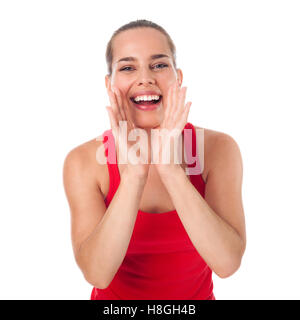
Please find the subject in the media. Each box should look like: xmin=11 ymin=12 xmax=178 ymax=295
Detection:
xmin=63 ymin=135 xmax=108 ymax=196
xmin=193 ymin=125 xmax=239 ymax=149
xmin=64 ymin=135 xmax=103 ymax=161
xmin=192 ymin=125 xmax=241 ymax=180
xmin=63 ymin=135 xmax=107 ymax=179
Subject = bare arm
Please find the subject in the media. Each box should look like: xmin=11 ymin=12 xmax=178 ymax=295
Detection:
xmin=156 ymin=132 xmax=246 ymax=278
xmin=63 ymin=146 xmax=146 ymax=289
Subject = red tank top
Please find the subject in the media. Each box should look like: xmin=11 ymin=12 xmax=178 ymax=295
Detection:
xmin=90 ymin=122 xmax=215 ymax=300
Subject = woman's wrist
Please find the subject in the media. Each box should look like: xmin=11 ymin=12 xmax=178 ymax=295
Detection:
xmin=155 ymin=163 xmax=182 ymax=179
xmin=121 ymin=166 xmax=148 ymax=186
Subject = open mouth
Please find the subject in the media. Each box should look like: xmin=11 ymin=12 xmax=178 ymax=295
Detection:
xmin=130 ymin=95 xmax=163 ymax=106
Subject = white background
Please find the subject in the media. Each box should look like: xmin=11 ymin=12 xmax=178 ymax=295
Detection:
xmin=0 ymin=0 xmax=299 ymax=299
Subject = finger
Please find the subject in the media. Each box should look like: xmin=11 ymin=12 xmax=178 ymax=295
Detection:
xmin=174 ymin=86 xmax=187 ymax=119
xmin=123 ymin=98 xmax=136 ymax=130
xmin=112 ymin=85 xmax=126 ymax=121
xmin=181 ymin=101 xmax=192 ymax=125
xmin=172 ymin=81 xmax=180 ymax=116
xmin=108 ymin=83 xmax=121 ymax=125
xmin=106 ymin=105 xmax=121 ymax=150
xmin=164 ymin=82 xmax=175 ymax=120
xmin=112 ymin=85 xmax=136 ymax=134
xmin=106 ymin=106 xmax=117 ymax=131
xmin=107 ymin=82 xmax=122 ymax=126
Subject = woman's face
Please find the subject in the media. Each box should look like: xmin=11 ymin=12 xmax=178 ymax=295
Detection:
xmin=105 ymin=28 xmax=183 ymax=129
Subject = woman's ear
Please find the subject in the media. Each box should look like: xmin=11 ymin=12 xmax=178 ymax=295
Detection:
xmin=176 ymin=68 xmax=183 ymax=87
xmin=105 ymin=75 xmax=110 ymax=89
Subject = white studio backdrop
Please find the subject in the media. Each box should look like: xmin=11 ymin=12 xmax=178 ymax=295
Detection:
xmin=0 ymin=0 xmax=299 ymax=299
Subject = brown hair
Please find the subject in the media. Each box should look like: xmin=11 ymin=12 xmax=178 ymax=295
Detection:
xmin=105 ymin=19 xmax=177 ymax=76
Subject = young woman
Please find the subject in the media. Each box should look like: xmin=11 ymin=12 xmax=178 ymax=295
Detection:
xmin=63 ymin=19 xmax=246 ymax=300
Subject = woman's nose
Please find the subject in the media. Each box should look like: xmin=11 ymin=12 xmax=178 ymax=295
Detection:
xmin=136 ymin=69 xmax=155 ymax=85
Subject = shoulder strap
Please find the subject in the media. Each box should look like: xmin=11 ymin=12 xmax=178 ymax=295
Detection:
xmin=183 ymin=122 xmax=206 ymax=196
xmin=102 ymin=130 xmax=120 ymax=204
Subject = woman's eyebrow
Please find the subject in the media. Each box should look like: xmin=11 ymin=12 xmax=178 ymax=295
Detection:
xmin=116 ymin=54 xmax=170 ymax=64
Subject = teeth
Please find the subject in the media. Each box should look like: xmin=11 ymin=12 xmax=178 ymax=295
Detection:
xmin=133 ymin=95 xmax=160 ymax=102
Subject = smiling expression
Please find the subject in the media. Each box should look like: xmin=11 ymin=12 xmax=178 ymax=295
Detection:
xmin=105 ymin=27 xmax=183 ymax=129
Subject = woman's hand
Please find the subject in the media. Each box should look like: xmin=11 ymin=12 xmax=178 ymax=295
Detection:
xmin=106 ymin=82 xmax=151 ymax=181
xmin=154 ymin=81 xmax=192 ymax=176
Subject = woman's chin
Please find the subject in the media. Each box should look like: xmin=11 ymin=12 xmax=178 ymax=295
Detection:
xmin=134 ymin=119 xmax=161 ymax=130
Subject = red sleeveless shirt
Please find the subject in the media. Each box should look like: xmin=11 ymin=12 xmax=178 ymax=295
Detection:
xmin=90 ymin=122 xmax=215 ymax=300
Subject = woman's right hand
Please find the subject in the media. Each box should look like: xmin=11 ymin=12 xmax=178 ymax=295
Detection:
xmin=106 ymin=81 xmax=150 ymax=181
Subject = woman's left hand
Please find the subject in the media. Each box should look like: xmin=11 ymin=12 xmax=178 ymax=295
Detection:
xmin=154 ymin=81 xmax=192 ymax=176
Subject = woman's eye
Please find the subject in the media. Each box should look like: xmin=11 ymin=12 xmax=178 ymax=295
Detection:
xmin=120 ymin=66 xmax=133 ymax=71
xmin=119 ymin=64 xmax=168 ymax=72
xmin=153 ymin=63 xmax=168 ymax=69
